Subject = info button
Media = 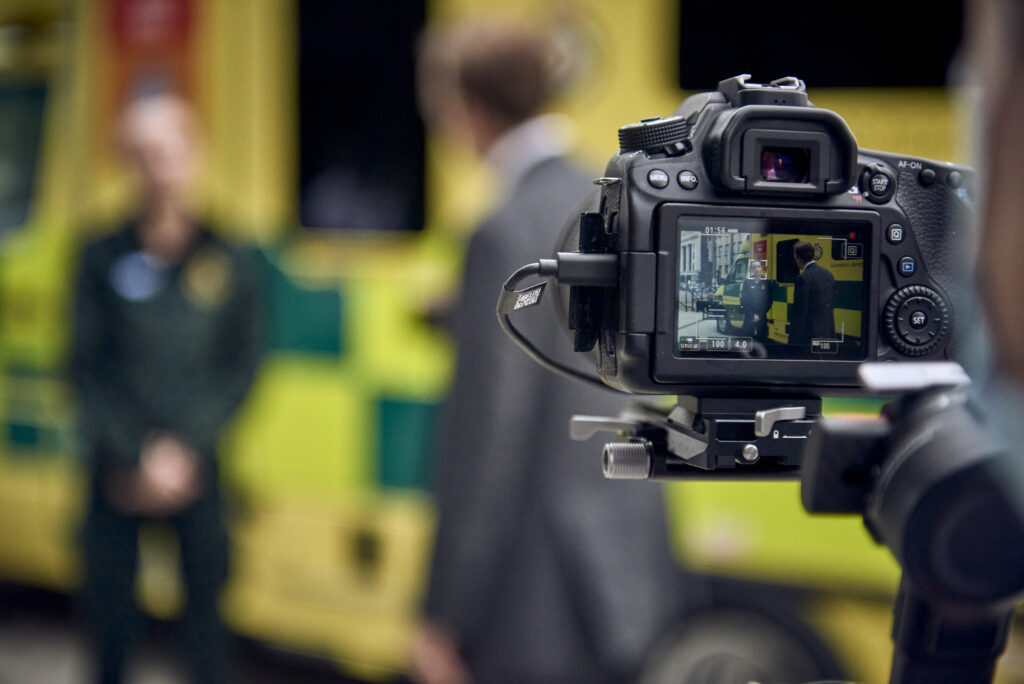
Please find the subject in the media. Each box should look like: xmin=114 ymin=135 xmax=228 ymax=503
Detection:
xmin=677 ymin=170 xmax=699 ymax=190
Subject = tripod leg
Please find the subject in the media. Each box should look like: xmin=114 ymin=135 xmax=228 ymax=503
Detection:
xmin=889 ymin=579 xmax=1014 ymax=684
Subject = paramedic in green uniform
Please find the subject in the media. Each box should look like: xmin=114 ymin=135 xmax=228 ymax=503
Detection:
xmin=70 ymin=93 xmax=263 ymax=684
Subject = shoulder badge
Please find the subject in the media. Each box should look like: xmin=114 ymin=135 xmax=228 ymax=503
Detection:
xmin=183 ymin=246 xmax=234 ymax=309
xmin=110 ymin=251 xmax=168 ymax=302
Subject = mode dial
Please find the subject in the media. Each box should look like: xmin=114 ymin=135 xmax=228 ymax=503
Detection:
xmin=618 ymin=116 xmax=691 ymax=154
xmin=883 ymin=285 xmax=951 ymax=357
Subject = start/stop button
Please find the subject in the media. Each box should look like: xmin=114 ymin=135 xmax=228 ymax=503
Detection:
xmin=860 ymin=164 xmax=896 ymax=204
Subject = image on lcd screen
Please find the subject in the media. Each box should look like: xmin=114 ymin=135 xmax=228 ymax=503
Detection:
xmin=676 ymin=217 xmax=869 ymax=359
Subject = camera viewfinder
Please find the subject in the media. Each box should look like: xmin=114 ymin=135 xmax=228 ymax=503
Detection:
xmin=761 ymin=147 xmax=809 ymax=183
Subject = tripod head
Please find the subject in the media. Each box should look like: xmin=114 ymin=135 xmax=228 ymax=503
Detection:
xmin=572 ymin=363 xmax=1024 ymax=682
xmin=806 ymin=364 xmax=1024 ymax=683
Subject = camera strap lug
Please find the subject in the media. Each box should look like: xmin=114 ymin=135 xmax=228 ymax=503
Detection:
xmin=593 ymin=177 xmax=622 ymax=235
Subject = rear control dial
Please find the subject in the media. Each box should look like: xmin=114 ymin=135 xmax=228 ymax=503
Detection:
xmin=883 ymin=285 xmax=951 ymax=356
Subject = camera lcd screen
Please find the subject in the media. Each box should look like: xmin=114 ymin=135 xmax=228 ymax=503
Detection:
xmin=676 ymin=216 xmax=869 ymax=360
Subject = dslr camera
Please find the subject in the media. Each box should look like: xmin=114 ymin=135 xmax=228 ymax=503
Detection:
xmin=498 ymin=75 xmax=976 ymax=478
xmin=500 ymin=77 xmax=1024 ymax=684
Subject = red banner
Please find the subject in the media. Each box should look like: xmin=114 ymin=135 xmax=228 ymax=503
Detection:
xmin=106 ymin=0 xmax=193 ymax=109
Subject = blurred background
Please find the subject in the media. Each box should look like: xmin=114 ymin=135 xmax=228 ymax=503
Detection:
xmin=0 ymin=0 xmax=1013 ymax=682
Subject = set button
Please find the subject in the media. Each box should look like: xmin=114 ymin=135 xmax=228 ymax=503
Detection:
xmin=895 ymin=296 xmax=942 ymax=344
xmin=909 ymin=310 xmax=929 ymax=330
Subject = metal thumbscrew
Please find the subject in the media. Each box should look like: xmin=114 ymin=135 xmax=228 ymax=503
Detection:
xmin=602 ymin=441 xmax=651 ymax=479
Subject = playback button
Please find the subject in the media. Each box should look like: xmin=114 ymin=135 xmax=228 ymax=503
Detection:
xmin=898 ymin=256 xmax=916 ymax=277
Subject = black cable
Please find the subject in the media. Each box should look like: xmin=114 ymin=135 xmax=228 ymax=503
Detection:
xmin=496 ymin=262 xmax=625 ymax=393
xmin=498 ymin=258 xmax=776 ymax=394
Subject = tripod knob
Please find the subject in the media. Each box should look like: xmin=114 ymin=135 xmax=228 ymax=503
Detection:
xmin=603 ymin=440 xmax=652 ymax=479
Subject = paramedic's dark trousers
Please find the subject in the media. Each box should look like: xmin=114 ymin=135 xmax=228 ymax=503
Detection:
xmin=80 ymin=493 xmax=231 ymax=684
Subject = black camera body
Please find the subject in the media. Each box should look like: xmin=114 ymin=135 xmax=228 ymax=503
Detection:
xmin=513 ymin=76 xmax=1023 ymax=683
xmin=569 ymin=75 xmax=974 ymax=396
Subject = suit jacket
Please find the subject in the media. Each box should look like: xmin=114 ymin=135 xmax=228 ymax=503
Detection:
xmin=790 ymin=262 xmax=835 ymax=345
xmin=425 ymin=156 xmax=688 ymax=683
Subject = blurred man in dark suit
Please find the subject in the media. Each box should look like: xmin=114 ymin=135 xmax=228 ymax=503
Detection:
xmin=411 ymin=18 xmax=688 ymax=684
xmin=790 ymin=240 xmax=835 ymax=346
